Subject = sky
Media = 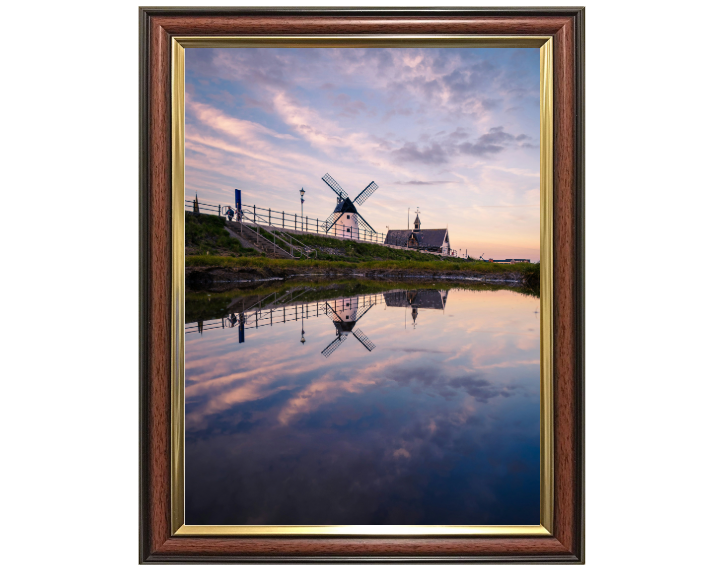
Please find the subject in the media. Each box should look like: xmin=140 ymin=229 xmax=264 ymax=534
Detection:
xmin=185 ymin=47 xmax=540 ymax=260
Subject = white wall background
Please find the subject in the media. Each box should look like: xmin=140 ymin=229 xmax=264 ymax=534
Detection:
xmin=1 ymin=0 xmax=718 ymax=573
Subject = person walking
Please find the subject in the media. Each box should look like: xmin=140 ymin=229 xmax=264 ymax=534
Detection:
xmin=225 ymin=207 xmax=235 ymax=222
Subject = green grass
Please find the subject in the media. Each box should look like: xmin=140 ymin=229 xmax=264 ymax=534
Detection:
xmin=284 ymin=232 xmax=451 ymax=263
xmin=189 ymin=214 xmax=527 ymax=267
xmin=185 ymin=253 xmax=539 ymax=275
xmin=244 ymin=225 xmax=477 ymax=263
xmin=243 ymin=224 xmax=279 ymax=244
xmin=186 ymin=212 xmax=259 ymax=257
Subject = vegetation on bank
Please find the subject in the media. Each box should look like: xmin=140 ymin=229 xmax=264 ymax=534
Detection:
xmin=243 ymin=225 xmax=452 ymax=262
xmin=187 ymin=214 xmax=529 ymax=269
xmin=285 ymin=232 xmax=450 ymax=262
xmin=184 ymin=214 xmax=539 ymax=296
xmin=185 ymin=254 xmax=539 ymax=275
xmin=186 ymin=212 xmax=259 ymax=257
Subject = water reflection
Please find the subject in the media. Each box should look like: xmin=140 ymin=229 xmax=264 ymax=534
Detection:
xmin=185 ymin=281 xmax=540 ymax=526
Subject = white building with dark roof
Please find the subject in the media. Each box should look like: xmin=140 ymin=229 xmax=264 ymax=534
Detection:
xmin=384 ymin=214 xmax=450 ymax=255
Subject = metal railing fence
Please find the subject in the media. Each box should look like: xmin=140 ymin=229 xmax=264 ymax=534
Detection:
xmin=185 ymin=199 xmax=387 ymax=245
xmin=185 ymin=198 xmax=472 ymax=259
xmin=185 ymin=292 xmax=385 ymax=334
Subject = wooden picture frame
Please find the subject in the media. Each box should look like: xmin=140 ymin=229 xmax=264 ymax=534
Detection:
xmin=139 ymin=6 xmax=584 ymax=563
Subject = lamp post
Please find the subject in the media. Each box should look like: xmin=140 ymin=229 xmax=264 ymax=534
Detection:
xmin=300 ymin=187 xmax=305 ymax=232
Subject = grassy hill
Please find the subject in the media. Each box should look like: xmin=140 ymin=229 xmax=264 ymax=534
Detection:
xmin=184 ymin=212 xmax=539 ymax=294
xmin=240 ymin=224 xmax=496 ymax=264
xmin=285 ymin=232 xmax=448 ymax=262
xmin=185 ymin=212 xmax=258 ymax=257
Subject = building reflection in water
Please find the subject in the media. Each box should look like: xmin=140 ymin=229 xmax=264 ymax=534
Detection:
xmin=383 ymin=289 xmax=448 ymax=328
xmin=185 ymin=288 xmax=449 ymax=348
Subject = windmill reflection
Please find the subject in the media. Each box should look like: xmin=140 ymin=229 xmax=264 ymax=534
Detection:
xmin=321 ymin=297 xmax=376 ymax=357
xmin=185 ymin=287 xmax=449 ymax=344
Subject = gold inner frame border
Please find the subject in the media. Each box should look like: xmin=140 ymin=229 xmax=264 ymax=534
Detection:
xmin=171 ymin=35 xmax=554 ymax=537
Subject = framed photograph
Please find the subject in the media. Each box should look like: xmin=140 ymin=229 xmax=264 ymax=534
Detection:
xmin=140 ymin=6 xmax=584 ymax=563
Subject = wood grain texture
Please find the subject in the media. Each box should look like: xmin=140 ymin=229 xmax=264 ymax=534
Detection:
xmin=146 ymin=15 xmax=172 ymax=556
xmin=552 ymin=17 xmax=579 ymax=558
xmin=139 ymin=7 xmax=584 ymax=564
xmin=152 ymin=15 xmax=574 ymax=36
xmin=153 ymin=536 xmax=570 ymax=560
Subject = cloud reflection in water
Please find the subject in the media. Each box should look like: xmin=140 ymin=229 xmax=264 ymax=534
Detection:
xmin=185 ymin=288 xmax=540 ymax=525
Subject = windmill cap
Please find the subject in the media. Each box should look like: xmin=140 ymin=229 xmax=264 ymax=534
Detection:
xmin=333 ymin=197 xmax=358 ymax=214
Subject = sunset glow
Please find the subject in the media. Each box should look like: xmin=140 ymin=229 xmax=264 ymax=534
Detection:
xmin=185 ymin=48 xmax=540 ymax=260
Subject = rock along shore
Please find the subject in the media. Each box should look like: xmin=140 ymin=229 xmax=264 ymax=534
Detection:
xmin=186 ymin=265 xmax=533 ymax=290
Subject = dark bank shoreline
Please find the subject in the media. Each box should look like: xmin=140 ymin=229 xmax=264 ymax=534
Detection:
xmin=186 ymin=264 xmax=540 ymax=295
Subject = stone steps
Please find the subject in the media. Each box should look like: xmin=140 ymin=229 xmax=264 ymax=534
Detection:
xmin=226 ymin=221 xmax=295 ymax=259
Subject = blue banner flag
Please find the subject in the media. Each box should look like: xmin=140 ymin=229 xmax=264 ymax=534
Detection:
xmin=235 ymin=189 xmax=241 ymax=209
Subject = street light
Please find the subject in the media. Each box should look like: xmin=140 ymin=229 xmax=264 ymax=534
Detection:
xmin=299 ymin=187 xmax=305 ymax=232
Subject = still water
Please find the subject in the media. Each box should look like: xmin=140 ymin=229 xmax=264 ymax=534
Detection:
xmin=185 ymin=281 xmax=540 ymax=525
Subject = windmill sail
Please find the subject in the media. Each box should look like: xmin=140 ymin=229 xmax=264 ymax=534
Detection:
xmin=355 ymin=212 xmax=377 ymax=234
xmin=322 ymin=173 xmax=349 ymax=200
xmin=353 ymin=302 xmax=375 ymax=322
xmin=353 ymin=181 xmax=378 ymax=206
xmin=324 ymin=302 xmax=344 ymax=322
xmin=321 ymin=333 xmax=348 ymax=357
xmin=352 ymin=329 xmax=376 ymax=352
xmin=321 ymin=299 xmax=377 ymax=358
xmin=323 ymin=211 xmax=344 ymax=232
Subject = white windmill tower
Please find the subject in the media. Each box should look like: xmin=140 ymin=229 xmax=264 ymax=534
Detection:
xmin=320 ymin=173 xmax=379 ymax=239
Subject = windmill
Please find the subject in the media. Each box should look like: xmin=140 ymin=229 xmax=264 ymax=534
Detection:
xmin=320 ymin=173 xmax=378 ymax=239
xmin=321 ymin=296 xmax=377 ymax=357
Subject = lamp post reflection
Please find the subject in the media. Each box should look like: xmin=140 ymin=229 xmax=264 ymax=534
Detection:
xmin=300 ymin=303 xmax=306 ymax=344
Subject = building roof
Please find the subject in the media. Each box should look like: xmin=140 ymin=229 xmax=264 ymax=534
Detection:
xmin=384 ymin=228 xmax=448 ymax=249
xmin=414 ymin=214 xmax=421 ymax=226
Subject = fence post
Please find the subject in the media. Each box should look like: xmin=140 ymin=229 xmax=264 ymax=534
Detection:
xmin=218 ymin=204 xmax=221 ymax=216
xmin=269 ymin=208 xmax=271 ymax=227
xmin=294 ymin=214 xmax=296 ymax=230
xmin=253 ymin=205 xmax=256 ymax=223
xmin=306 ymin=216 xmax=308 ymax=232
xmin=282 ymin=211 xmax=284 ymax=229
xmin=316 ymin=218 xmax=319 ymax=234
